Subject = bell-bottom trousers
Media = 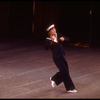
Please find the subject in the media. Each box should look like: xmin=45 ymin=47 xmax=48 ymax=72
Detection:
xmin=51 ymin=56 xmax=75 ymax=91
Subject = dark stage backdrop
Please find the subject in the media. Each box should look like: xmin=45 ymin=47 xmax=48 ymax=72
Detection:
xmin=0 ymin=1 xmax=33 ymax=41
xmin=34 ymin=1 xmax=100 ymax=46
xmin=0 ymin=1 xmax=100 ymax=46
xmin=9 ymin=1 xmax=33 ymax=40
xmin=0 ymin=2 xmax=9 ymax=39
xmin=58 ymin=1 xmax=90 ymax=43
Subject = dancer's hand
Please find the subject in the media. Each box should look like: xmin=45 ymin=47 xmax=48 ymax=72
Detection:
xmin=60 ymin=37 xmax=65 ymax=41
xmin=50 ymin=35 xmax=55 ymax=41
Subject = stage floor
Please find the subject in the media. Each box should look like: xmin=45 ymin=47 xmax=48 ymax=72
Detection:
xmin=0 ymin=41 xmax=100 ymax=99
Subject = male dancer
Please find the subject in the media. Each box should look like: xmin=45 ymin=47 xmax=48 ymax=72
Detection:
xmin=44 ymin=24 xmax=77 ymax=93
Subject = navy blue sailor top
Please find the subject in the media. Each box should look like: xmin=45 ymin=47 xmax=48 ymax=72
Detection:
xmin=44 ymin=33 xmax=70 ymax=58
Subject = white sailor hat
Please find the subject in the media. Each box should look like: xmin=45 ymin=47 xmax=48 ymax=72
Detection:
xmin=46 ymin=24 xmax=55 ymax=31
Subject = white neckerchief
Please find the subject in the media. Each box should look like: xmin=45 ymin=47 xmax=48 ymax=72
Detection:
xmin=54 ymin=33 xmax=57 ymax=43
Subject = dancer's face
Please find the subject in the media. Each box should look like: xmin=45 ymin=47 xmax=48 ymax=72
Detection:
xmin=49 ymin=27 xmax=57 ymax=35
